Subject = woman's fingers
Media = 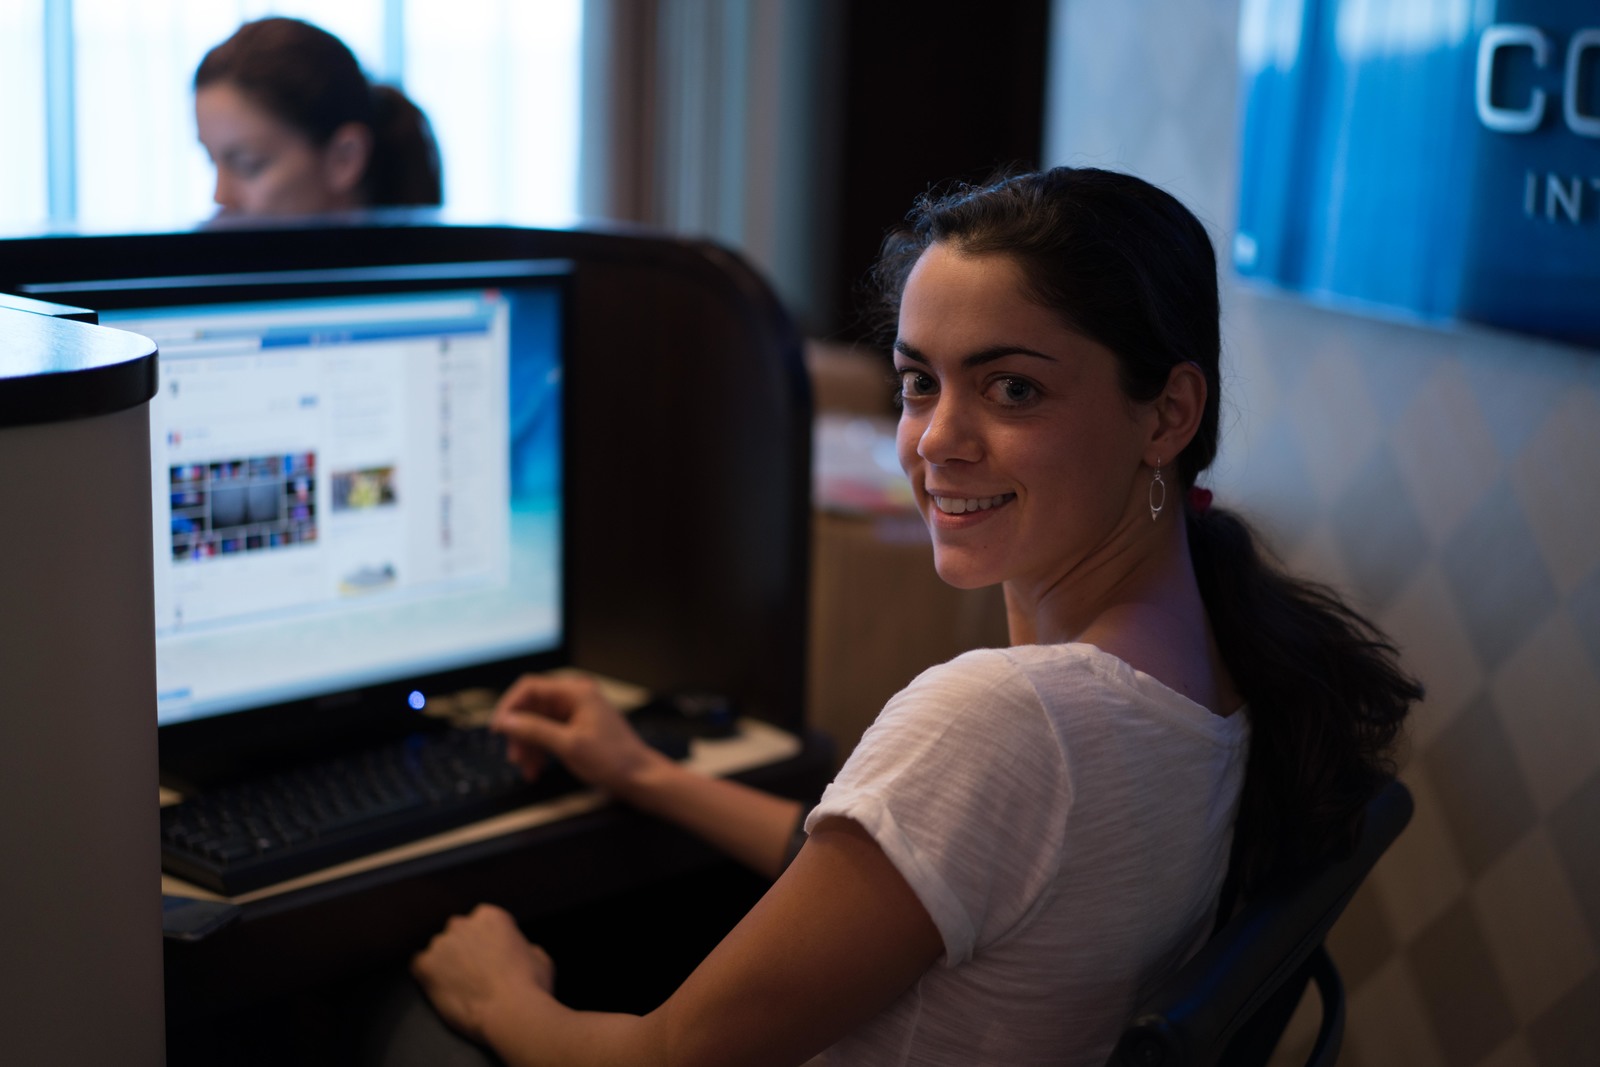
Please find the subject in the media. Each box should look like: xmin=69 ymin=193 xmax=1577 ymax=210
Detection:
xmin=504 ymin=737 xmax=549 ymax=780
xmin=490 ymin=672 xmax=664 ymax=792
xmin=412 ymin=904 xmax=555 ymax=1038
xmin=494 ymin=673 xmax=587 ymax=723
xmin=494 ymin=704 xmax=567 ymax=747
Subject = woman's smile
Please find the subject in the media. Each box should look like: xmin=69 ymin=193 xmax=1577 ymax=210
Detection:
xmin=929 ymin=491 xmax=1017 ymax=516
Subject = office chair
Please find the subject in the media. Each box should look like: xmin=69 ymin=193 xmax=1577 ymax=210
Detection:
xmin=1107 ymin=779 xmax=1414 ymax=1067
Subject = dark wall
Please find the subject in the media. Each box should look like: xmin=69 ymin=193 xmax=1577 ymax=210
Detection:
xmin=822 ymin=0 xmax=1053 ymax=340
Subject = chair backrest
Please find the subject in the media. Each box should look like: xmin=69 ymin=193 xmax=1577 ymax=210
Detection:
xmin=1106 ymin=779 xmax=1414 ymax=1067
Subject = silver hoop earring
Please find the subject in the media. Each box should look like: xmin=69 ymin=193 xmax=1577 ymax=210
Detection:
xmin=1149 ymin=462 xmax=1166 ymax=521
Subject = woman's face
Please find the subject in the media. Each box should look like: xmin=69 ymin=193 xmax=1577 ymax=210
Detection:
xmin=196 ymin=82 xmax=359 ymax=217
xmin=893 ymin=243 xmax=1157 ymax=595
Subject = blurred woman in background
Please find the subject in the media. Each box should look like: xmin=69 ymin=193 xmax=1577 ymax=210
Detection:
xmin=194 ymin=16 xmax=441 ymax=218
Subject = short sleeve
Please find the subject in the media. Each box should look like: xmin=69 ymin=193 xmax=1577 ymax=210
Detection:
xmin=805 ymin=649 xmax=1073 ymax=965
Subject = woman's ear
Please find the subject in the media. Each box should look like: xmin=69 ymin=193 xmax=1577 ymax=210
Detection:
xmin=1142 ymin=361 xmax=1206 ymax=467
xmin=322 ymin=122 xmax=374 ymax=200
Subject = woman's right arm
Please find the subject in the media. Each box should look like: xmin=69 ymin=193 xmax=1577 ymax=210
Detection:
xmin=414 ymin=814 xmax=944 ymax=1067
xmin=490 ymin=674 xmax=805 ymax=880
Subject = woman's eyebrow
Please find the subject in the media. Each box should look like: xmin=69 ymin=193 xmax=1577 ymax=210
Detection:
xmin=894 ymin=339 xmax=1059 ymax=367
xmin=892 ymin=340 xmax=929 ymax=364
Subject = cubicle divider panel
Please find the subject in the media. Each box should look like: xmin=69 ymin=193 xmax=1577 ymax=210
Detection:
xmin=562 ymin=244 xmax=813 ymax=729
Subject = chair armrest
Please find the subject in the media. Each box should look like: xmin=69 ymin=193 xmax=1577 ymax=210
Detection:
xmin=1303 ymin=945 xmax=1345 ymax=1067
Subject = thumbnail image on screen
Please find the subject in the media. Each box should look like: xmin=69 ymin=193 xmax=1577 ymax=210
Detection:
xmin=170 ymin=453 xmax=317 ymax=561
xmin=331 ymin=465 xmax=396 ymax=512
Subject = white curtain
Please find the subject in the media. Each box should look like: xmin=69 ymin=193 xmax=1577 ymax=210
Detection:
xmin=580 ymin=0 xmax=842 ymax=330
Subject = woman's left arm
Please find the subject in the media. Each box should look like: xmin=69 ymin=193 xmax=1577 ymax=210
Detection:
xmin=412 ymin=815 xmax=943 ymax=1067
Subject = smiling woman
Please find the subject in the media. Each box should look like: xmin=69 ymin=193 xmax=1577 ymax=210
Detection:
xmin=871 ymin=165 xmax=1423 ymax=898
xmin=391 ymin=167 xmax=1423 ymax=1067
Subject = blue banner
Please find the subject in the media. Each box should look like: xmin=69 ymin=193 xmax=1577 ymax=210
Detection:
xmin=1236 ymin=0 xmax=1600 ymax=348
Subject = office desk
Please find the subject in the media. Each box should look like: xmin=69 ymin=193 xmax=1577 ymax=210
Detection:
xmin=163 ymin=722 xmax=833 ymax=1058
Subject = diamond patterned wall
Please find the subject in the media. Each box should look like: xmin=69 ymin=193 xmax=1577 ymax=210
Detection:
xmin=1045 ymin=2 xmax=1600 ymax=1064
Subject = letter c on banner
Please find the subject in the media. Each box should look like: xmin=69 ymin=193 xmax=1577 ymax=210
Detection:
xmin=1477 ymin=24 xmax=1549 ymax=133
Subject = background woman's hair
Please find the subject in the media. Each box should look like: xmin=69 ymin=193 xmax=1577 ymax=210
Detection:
xmin=366 ymin=85 xmax=443 ymax=207
xmin=872 ymin=167 xmax=1422 ymax=894
xmin=195 ymin=16 xmax=442 ymax=207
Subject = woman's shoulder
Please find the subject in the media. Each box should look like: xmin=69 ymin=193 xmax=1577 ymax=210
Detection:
xmin=844 ymin=649 xmax=1073 ymax=792
xmin=863 ymin=648 xmax=1037 ymax=742
xmin=920 ymin=644 xmax=1245 ymax=739
xmin=886 ymin=644 xmax=1115 ymax=729
xmin=920 ymin=643 xmax=1122 ymax=692
xmin=902 ymin=646 xmax=1049 ymax=706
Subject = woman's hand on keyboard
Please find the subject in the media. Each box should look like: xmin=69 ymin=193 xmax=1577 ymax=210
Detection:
xmin=491 ymin=674 xmax=670 ymax=796
xmin=495 ymin=674 xmax=803 ymax=878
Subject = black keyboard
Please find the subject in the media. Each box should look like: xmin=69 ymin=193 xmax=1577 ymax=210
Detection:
xmin=160 ymin=724 xmax=688 ymax=896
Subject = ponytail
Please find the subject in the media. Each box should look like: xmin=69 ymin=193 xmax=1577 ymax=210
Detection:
xmin=1187 ymin=504 xmax=1421 ymax=894
xmin=365 ymin=84 xmax=443 ymax=207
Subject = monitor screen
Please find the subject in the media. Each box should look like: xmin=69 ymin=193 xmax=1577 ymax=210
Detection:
xmin=72 ymin=261 xmax=569 ymax=729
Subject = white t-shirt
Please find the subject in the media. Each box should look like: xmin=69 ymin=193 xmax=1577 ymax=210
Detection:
xmin=806 ymin=644 xmax=1249 ymax=1067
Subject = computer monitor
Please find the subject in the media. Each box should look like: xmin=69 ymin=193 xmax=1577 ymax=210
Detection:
xmin=26 ymin=259 xmax=571 ymax=784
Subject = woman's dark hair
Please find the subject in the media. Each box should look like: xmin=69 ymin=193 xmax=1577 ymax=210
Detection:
xmin=873 ymin=167 xmax=1422 ymax=895
xmin=194 ymin=17 xmax=442 ymax=207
